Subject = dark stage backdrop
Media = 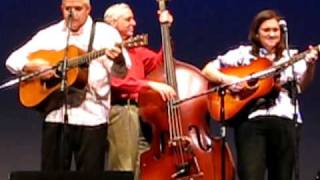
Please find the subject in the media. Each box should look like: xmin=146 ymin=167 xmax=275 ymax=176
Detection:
xmin=0 ymin=0 xmax=319 ymax=179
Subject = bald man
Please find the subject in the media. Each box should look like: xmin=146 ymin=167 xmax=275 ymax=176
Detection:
xmin=6 ymin=0 xmax=129 ymax=171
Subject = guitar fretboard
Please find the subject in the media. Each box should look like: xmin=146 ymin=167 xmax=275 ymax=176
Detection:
xmin=68 ymin=49 xmax=106 ymax=68
xmin=274 ymin=45 xmax=320 ymax=70
xmin=65 ymin=34 xmax=148 ymax=68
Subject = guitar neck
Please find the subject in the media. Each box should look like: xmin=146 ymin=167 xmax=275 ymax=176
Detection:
xmin=65 ymin=34 xmax=148 ymax=68
xmin=287 ymin=49 xmax=313 ymax=65
xmin=68 ymin=49 xmax=106 ymax=68
xmin=274 ymin=45 xmax=320 ymax=70
xmin=247 ymin=45 xmax=320 ymax=82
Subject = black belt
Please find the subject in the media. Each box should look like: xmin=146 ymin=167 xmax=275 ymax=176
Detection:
xmin=111 ymin=99 xmax=138 ymax=106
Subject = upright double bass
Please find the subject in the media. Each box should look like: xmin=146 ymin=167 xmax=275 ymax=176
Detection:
xmin=138 ymin=0 xmax=235 ymax=179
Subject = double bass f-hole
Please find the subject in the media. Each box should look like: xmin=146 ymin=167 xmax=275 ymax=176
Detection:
xmin=188 ymin=125 xmax=212 ymax=151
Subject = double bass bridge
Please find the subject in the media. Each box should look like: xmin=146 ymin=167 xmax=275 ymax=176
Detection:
xmin=169 ymin=136 xmax=204 ymax=180
xmin=172 ymin=165 xmax=204 ymax=180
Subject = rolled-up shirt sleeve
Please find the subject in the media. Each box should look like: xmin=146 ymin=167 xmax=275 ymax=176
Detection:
xmin=6 ymin=31 xmax=46 ymax=74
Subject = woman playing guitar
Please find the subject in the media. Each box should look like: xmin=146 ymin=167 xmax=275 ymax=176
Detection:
xmin=202 ymin=9 xmax=318 ymax=180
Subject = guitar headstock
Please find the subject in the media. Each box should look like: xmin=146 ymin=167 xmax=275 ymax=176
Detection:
xmin=124 ymin=34 xmax=149 ymax=48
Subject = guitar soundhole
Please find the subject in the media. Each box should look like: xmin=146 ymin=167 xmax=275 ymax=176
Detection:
xmin=41 ymin=77 xmax=62 ymax=89
xmin=247 ymin=78 xmax=258 ymax=88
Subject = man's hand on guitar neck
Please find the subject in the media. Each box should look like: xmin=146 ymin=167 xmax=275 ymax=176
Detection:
xmin=106 ymin=45 xmax=128 ymax=78
xmin=105 ymin=45 xmax=123 ymax=62
xmin=23 ymin=59 xmax=57 ymax=80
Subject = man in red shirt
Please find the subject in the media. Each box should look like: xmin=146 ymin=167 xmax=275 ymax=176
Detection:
xmin=103 ymin=3 xmax=175 ymax=179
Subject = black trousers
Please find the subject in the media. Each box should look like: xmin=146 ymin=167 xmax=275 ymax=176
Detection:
xmin=41 ymin=122 xmax=108 ymax=172
xmin=235 ymin=116 xmax=298 ymax=180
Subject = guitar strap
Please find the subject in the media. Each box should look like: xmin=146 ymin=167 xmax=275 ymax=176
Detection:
xmin=282 ymin=81 xmax=297 ymax=100
xmin=88 ymin=20 xmax=96 ymax=52
xmin=80 ymin=21 xmax=96 ymax=68
xmin=250 ymin=89 xmax=279 ymax=110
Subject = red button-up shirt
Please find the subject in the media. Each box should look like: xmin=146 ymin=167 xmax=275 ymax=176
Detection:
xmin=111 ymin=46 xmax=163 ymax=101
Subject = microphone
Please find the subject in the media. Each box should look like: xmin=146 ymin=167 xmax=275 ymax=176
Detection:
xmin=279 ymin=19 xmax=289 ymax=50
xmin=279 ymin=19 xmax=288 ymax=32
xmin=68 ymin=8 xmax=74 ymax=19
xmin=66 ymin=8 xmax=74 ymax=30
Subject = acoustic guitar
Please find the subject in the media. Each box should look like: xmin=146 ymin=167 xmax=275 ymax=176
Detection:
xmin=208 ymin=45 xmax=320 ymax=122
xmin=19 ymin=34 xmax=148 ymax=108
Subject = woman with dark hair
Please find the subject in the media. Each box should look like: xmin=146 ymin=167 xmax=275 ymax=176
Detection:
xmin=248 ymin=10 xmax=286 ymax=60
xmin=202 ymin=9 xmax=318 ymax=180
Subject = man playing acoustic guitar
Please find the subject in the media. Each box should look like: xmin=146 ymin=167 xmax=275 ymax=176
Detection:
xmin=5 ymin=0 xmax=129 ymax=172
xmin=202 ymin=9 xmax=318 ymax=180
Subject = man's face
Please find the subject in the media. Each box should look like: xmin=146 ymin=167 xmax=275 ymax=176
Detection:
xmin=114 ymin=8 xmax=136 ymax=40
xmin=61 ymin=0 xmax=91 ymax=32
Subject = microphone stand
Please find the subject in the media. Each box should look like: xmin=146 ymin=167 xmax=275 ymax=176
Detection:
xmin=314 ymin=170 xmax=320 ymax=180
xmin=283 ymin=23 xmax=300 ymax=180
xmin=59 ymin=10 xmax=73 ymax=171
xmin=217 ymin=86 xmax=227 ymax=180
xmin=0 ymin=67 xmax=59 ymax=90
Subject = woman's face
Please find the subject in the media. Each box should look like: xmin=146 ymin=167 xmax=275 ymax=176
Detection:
xmin=257 ymin=18 xmax=281 ymax=52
